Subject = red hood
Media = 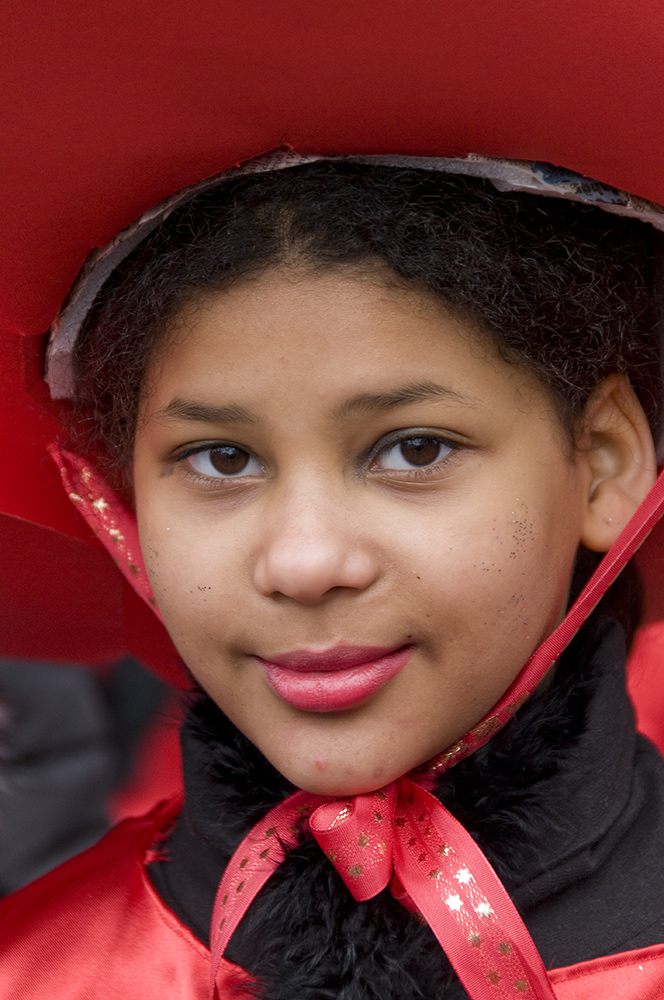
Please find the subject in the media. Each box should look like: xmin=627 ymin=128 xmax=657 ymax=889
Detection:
xmin=2 ymin=0 xmax=664 ymax=727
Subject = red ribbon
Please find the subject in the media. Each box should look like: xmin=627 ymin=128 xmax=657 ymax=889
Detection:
xmin=209 ymin=778 xmax=557 ymax=999
xmin=50 ymin=447 xmax=664 ymax=999
xmin=50 ymin=446 xmax=664 ymax=779
xmin=47 ymin=445 xmax=162 ymax=618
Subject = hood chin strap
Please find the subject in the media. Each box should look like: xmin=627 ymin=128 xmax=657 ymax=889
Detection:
xmin=50 ymin=445 xmax=664 ymax=771
xmin=48 ymin=446 xmax=162 ymax=620
xmin=49 ymin=445 xmax=664 ymax=999
xmin=425 ymin=464 xmax=664 ymax=778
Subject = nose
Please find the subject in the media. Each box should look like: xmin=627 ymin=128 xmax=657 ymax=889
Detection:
xmin=253 ymin=490 xmax=380 ymax=604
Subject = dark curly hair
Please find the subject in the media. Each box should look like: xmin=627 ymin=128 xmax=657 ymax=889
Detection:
xmin=71 ymin=160 xmax=664 ymax=643
xmin=73 ymin=160 xmax=663 ymax=488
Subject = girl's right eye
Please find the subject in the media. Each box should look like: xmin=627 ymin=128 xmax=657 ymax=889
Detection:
xmin=185 ymin=446 xmax=262 ymax=479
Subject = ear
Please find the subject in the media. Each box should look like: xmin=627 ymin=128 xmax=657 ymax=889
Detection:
xmin=580 ymin=374 xmax=658 ymax=552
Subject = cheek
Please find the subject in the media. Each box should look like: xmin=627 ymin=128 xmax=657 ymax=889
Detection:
xmin=137 ymin=517 xmax=237 ymax=648
xmin=408 ymin=498 xmax=576 ymax=646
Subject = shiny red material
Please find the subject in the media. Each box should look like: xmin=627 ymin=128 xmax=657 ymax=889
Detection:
xmin=0 ymin=799 xmax=249 ymax=999
xmin=0 ymin=797 xmax=662 ymax=1000
xmin=3 ymin=7 xmax=664 ymax=997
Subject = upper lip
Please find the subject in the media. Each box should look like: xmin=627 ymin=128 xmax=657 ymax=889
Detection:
xmin=256 ymin=644 xmax=407 ymax=673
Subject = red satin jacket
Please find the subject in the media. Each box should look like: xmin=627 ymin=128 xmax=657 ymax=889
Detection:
xmin=0 ymin=798 xmax=663 ymax=1000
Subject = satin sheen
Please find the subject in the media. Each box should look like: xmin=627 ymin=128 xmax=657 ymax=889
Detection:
xmin=0 ymin=799 xmax=663 ymax=999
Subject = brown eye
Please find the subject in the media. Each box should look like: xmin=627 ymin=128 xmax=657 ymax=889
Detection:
xmin=209 ymin=446 xmax=250 ymax=474
xmin=187 ymin=446 xmax=262 ymax=478
xmin=399 ymin=438 xmax=442 ymax=466
xmin=377 ymin=436 xmax=453 ymax=471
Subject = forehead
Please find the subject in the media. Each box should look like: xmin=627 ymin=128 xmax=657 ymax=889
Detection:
xmin=146 ymin=267 xmax=541 ymax=417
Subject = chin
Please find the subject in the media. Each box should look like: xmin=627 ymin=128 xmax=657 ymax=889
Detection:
xmin=282 ymin=761 xmax=402 ymax=798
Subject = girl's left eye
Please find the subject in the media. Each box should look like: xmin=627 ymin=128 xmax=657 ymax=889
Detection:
xmin=374 ymin=436 xmax=454 ymax=471
xmin=186 ymin=446 xmax=263 ymax=479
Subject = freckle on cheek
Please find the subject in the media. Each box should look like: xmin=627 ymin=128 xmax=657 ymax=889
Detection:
xmin=315 ymin=760 xmax=328 ymax=772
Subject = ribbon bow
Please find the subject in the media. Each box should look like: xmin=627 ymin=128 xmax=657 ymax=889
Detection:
xmin=209 ymin=777 xmax=557 ymax=1000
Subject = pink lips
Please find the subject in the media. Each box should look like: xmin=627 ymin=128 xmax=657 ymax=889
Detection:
xmin=256 ymin=644 xmax=413 ymax=712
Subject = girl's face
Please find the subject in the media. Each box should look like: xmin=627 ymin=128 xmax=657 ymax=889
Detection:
xmin=134 ymin=268 xmax=591 ymax=796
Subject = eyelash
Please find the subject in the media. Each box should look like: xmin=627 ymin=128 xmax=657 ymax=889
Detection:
xmin=368 ymin=431 xmax=459 ymax=477
xmin=174 ymin=431 xmax=461 ymax=485
xmin=175 ymin=442 xmax=263 ymax=486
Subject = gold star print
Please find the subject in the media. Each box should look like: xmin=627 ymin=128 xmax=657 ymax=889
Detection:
xmin=239 ymin=858 xmax=248 ymax=868
xmin=475 ymin=901 xmax=493 ymax=919
xmin=515 ymin=979 xmax=529 ymax=993
xmin=357 ymin=833 xmax=369 ymax=848
xmin=92 ymin=497 xmax=109 ymax=512
xmin=394 ymin=817 xmax=406 ymax=827
xmin=265 ymin=827 xmax=276 ymax=838
xmin=487 ymin=970 xmax=501 ymax=986
xmin=374 ymin=811 xmax=383 ymax=823
xmin=428 ymin=869 xmax=440 ymax=880
xmin=222 ymin=894 xmax=228 ymax=906
xmin=438 ymin=843 xmax=450 ymax=856
xmin=471 ymin=716 xmax=502 ymax=742
xmin=348 ymin=865 xmax=363 ymax=879
xmin=376 ymin=791 xmax=387 ymax=801
xmin=468 ymin=933 xmax=482 ymax=948
xmin=236 ymin=881 xmax=244 ymax=894
xmin=259 ymin=848 xmax=270 ymax=860
xmin=498 ymin=941 xmax=512 ymax=956
xmin=327 ymin=851 xmax=338 ymax=862
xmin=378 ymin=841 xmax=387 ymax=855
xmin=435 ymin=740 xmax=467 ymax=768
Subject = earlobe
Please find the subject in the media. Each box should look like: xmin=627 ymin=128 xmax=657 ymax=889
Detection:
xmin=580 ymin=375 xmax=658 ymax=552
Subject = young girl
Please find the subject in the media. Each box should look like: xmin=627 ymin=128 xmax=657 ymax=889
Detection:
xmin=3 ymin=155 xmax=664 ymax=1000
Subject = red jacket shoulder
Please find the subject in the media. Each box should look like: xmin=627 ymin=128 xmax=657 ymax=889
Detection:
xmin=0 ymin=798 xmax=247 ymax=999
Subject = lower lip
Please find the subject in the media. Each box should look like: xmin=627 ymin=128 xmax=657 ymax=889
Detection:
xmin=256 ymin=646 xmax=413 ymax=712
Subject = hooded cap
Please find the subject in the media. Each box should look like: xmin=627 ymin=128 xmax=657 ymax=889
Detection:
xmin=2 ymin=0 xmax=664 ymax=720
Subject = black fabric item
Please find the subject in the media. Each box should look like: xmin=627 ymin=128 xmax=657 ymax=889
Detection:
xmin=0 ymin=656 xmax=167 ymax=896
xmin=149 ymin=617 xmax=664 ymax=999
xmin=0 ymin=661 xmax=114 ymax=895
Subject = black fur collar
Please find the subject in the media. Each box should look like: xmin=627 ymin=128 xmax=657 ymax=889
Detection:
xmin=151 ymin=616 xmax=636 ymax=999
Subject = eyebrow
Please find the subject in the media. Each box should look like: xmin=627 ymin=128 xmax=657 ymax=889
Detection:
xmin=156 ymin=380 xmax=477 ymax=428
xmin=155 ymin=398 xmax=259 ymax=426
xmin=333 ymin=380 xmax=478 ymax=419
